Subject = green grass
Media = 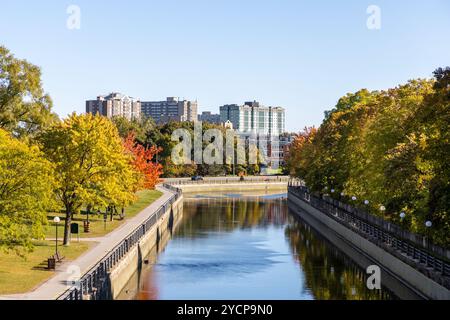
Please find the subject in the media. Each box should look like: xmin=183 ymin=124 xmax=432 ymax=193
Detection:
xmin=0 ymin=240 xmax=92 ymax=295
xmin=45 ymin=189 xmax=163 ymax=239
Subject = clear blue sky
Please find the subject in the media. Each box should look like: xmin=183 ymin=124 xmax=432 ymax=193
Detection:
xmin=1 ymin=0 xmax=449 ymax=131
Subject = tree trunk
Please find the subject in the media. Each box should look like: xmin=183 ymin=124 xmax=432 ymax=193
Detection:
xmin=63 ymin=206 xmax=72 ymax=245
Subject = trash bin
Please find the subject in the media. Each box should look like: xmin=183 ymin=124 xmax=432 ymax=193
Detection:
xmin=83 ymin=221 xmax=90 ymax=233
xmin=48 ymin=257 xmax=56 ymax=270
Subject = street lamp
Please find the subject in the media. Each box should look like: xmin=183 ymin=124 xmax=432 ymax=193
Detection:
xmin=379 ymin=205 xmax=386 ymax=219
xmin=399 ymin=212 xmax=406 ymax=220
xmin=53 ymin=216 xmax=60 ymax=256
xmin=425 ymin=221 xmax=432 ymax=228
xmin=351 ymin=196 xmax=357 ymax=201
xmin=331 ymin=189 xmax=335 ymax=194
xmin=364 ymin=200 xmax=369 ymax=205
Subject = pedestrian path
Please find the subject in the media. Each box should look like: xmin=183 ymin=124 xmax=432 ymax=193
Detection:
xmin=0 ymin=186 xmax=174 ymax=300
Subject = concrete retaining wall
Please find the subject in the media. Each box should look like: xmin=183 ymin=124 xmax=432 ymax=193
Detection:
xmin=176 ymin=182 xmax=287 ymax=193
xmin=108 ymin=195 xmax=183 ymax=299
xmin=288 ymin=191 xmax=450 ymax=300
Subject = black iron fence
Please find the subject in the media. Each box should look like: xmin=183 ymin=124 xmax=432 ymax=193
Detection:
xmin=58 ymin=185 xmax=182 ymax=300
xmin=288 ymin=184 xmax=450 ymax=282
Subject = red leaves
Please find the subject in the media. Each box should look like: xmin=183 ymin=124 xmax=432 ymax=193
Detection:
xmin=124 ymin=133 xmax=163 ymax=190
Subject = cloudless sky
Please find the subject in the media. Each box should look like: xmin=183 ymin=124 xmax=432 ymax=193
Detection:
xmin=1 ymin=0 xmax=449 ymax=131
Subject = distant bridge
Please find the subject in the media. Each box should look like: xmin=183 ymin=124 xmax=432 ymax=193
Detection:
xmin=162 ymin=175 xmax=289 ymax=193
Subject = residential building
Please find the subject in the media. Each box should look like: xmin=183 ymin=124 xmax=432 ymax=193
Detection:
xmin=219 ymin=101 xmax=285 ymax=136
xmin=198 ymin=111 xmax=221 ymax=124
xmin=86 ymin=92 xmax=141 ymax=120
xmin=220 ymin=101 xmax=286 ymax=169
xmin=279 ymin=134 xmax=296 ymax=167
xmin=140 ymin=97 xmax=198 ymax=123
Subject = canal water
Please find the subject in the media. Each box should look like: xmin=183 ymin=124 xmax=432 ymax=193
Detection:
xmin=119 ymin=192 xmax=418 ymax=300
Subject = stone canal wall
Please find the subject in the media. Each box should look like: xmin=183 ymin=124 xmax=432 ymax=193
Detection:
xmin=59 ymin=186 xmax=183 ymax=300
xmin=108 ymin=194 xmax=183 ymax=299
xmin=288 ymin=188 xmax=450 ymax=300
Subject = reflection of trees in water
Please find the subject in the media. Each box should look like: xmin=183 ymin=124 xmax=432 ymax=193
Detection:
xmin=176 ymin=198 xmax=288 ymax=237
xmin=175 ymin=198 xmax=395 ymax=300
xmin=285 ymin=216 xmax=395 ymax=300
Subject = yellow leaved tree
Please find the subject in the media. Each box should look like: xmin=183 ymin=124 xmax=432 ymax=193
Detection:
xmin=39 ymin=113 xmax=141 ymax=245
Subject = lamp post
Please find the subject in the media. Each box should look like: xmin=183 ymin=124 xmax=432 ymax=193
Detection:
xmin=53 ymin=216 xmax=60 ymax=256
xmin=425 ymin=221 xmax=432 ymax=248
xmin=380 ymin=205 xmax=386 ymax=219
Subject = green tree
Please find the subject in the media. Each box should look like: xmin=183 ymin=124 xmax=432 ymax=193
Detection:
xmin=39 ymin=113 xmax=139 ymax=245
xmin=286 ymin=68 xmax=450 ymax=246
xmin=0 ymin=46 xmax=58 ymax=139
xmin=111 ymin=115 xmax=155 ymax=143
xmin=0 ymin=129 xmax=55 ymax=253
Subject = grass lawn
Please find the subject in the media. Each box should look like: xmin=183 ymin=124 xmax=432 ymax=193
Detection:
xmin=0 ymin=240 xmax=93 ymax=295
xmin=45 ymin=189 xmax=163 ymax=239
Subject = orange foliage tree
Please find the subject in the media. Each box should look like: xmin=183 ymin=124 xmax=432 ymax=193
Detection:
xmin=124 ymin=132 xmax=163 ymax=189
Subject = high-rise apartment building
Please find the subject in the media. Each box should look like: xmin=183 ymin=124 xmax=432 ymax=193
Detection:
xmin=220 ymin=101 xmax=286 ymax=170
xmin=141 ymin=97 xmax=198 ymax=123
xmin=219 ymin=101 xmax=285 ymax=136
xmin=198 ymin=111 xmax=221 ymax=124
xmin=86 ymin=92 xmax=141 ymax=120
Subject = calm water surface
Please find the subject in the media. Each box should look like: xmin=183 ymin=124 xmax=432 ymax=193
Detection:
xmin=129 ymin=193 xmax=402 ymax=300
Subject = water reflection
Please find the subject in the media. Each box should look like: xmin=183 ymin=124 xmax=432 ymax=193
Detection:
xmin=132 ymin=193 xmax=401 ymax=300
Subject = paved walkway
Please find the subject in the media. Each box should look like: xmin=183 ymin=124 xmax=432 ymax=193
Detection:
xmin=0 ymin=186 xmax=174 ymax=300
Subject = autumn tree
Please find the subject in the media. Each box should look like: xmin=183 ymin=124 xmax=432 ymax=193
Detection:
xmin=0 ymin=129 xmax=55 ymax=253
xmin=0 ymin=46 xmax=58 ymax=139
xmin=285 ymin=127 xmax=317 ymax=178
xmin=123 ymin=132 xmax=163 ymax=189
xmin=39 ymin=113 xmax=139 ymax=245
xmin=286 ymin=68 xmax=450 ymax=246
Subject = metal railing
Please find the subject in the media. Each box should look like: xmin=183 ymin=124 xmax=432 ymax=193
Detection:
xmin=58 ymin=186 xmax=182 ymax=300
xmin=288 ymin=185 xmax=450 ymax=283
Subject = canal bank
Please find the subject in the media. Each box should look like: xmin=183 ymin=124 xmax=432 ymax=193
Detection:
xmin=0 ymin=185 xmax=181 ymax=300
xmin=58 ymin=186 xmax=183 ymax=300
xmin=288 ymin=187 xmax=450 ymax=300
xmin=126 ymin=192 xmax=404 ymax=300
xmin=106 ymin=192 xmax=183 ymax=300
